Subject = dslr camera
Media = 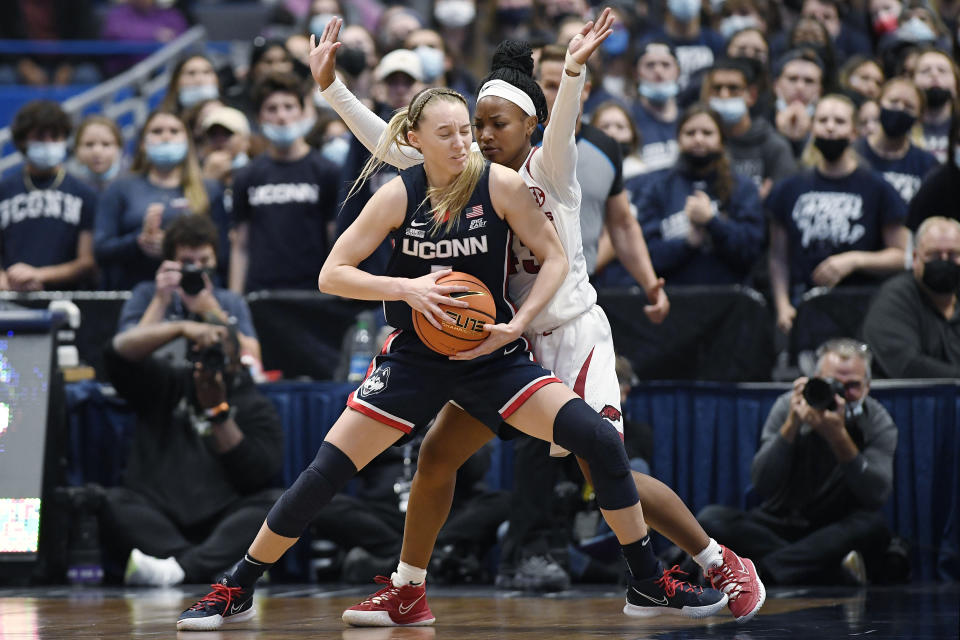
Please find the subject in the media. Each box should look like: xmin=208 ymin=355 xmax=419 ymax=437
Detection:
xmin=180 ymin=264 xmax=208 ymax=296
xmin=187 ymin=340 xmax=227 ymax=373
xmin=802 ymin=377 xmax=846 ymax=411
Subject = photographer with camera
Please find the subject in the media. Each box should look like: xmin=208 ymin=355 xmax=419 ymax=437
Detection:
xmin=117 ymin=214 xmax=261 ymax=362
xmin=100 ymin=316 xmax=283 ymax=586
xmin=695 ymin=338 xmax=898 ymax=586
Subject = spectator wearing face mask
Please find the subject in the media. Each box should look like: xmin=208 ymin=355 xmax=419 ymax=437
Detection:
xmin=642 ymin=0 xmax=725 ymax=98
xmin=767 ymin=95 xmax=908 ymax=335
xmin=405 ymin=28 xmax=477 ymax=110
xmin=630 ymin=41 xmax=682 ymax=174
xmin=633 ymin=104 xmax=764 ymax=286
xmin=862 ymin=217 xmax=960 ymax=377
xmin=229 ymin=72 xmax=340 ymax=293
xmin=160 ymin=55 xmax=222 ymax=116
xmin=854 ymin=77 xmax=938 ymax=207
xmin=702 ymin=58 xmax=796 ymax=200
xmin=95 ymin=109 xmax=229 ymax=290
xmin=911 ymin=48 xmax=960 ymax=163
xmin=0 ymin=101 xmax=97 ymax=291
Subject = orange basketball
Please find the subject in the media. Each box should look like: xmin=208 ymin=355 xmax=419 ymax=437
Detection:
xmin=413 ymin=272 xmax=496 ymax=355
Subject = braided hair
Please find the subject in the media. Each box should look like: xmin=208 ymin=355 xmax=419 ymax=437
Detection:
xmin=478 ymin=40 xmax=549 ymax=124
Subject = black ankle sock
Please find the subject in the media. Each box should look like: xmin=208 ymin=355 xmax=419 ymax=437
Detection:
xmin=232 ymin=553 xmax=272 ymax=589
xmin=622 ymin=535 xmax=660 ymax=580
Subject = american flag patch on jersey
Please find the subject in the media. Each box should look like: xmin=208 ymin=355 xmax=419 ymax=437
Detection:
xmin=465 ymin=204 xmax=484 ymax=218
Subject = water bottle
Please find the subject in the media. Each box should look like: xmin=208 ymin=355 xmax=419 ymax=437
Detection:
xmin=347 ymin=313 xmax=376 ymax=383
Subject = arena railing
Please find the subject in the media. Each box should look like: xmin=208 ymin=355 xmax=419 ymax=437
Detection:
xmin=0 ymin=26 xmax=208 ymax=175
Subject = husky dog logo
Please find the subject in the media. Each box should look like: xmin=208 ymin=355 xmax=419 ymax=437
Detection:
xmin=599 ymin=404 xmax=622 ymax=423
xmin=360 ymin=366 xmax=391 ymax=397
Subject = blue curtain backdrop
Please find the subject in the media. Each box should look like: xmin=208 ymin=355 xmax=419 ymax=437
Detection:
xmin=65 ymin=380 xmax=959 ymax=582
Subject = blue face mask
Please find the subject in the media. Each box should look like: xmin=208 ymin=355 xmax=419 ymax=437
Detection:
xmin=639 ymin=81 xmax=679 ymax=103
xmin=603 ymin=26 xmax=630 ymax=57
xmin=719 ymin=14 xmax=759 ymax=39
xmin=414 ymin=45 xmax=445 ymax=82
xmin=26 ymin=141 xmax=67 ymax=170
xmin=897 ymin=17 xmax=936 ymax=42
xmin=261 ymin=119 xmax=312 ymax=148
xmin=178 ymin=84 xmax=219 ymax=108
xmin=231 ymin=152 xmax=250 ymax=170
xmin=321 ymin=136 xmax=350 ymax=166
xmin=709 ymin=97 xmax=747 ymax=124
xmin=145 ymin=141 xmax=188 ymax=168
xmin=309 ymin=13 xmax=336 ymax=36
xmin=668 ymin=0 xmax=701 ymax=22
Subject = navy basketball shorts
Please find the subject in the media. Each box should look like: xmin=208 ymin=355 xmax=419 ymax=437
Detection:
xmin=345 ymin=330 xmax=562 ymax=438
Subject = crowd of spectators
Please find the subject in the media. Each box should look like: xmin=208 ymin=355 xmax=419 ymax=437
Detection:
xmin=1 ymin=0 xmax=958 ymax=588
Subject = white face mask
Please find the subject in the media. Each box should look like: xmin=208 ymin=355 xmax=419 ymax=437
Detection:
xmin=434 ymin=0 xmax=475 ymax=28
xmin=720 ymin=14 xmax=759 ymax=40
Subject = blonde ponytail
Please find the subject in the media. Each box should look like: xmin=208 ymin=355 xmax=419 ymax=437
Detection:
xmin=346 ymin=87 xmax=486 ymax=236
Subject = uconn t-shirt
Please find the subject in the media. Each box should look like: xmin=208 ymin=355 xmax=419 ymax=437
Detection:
xmin=854 ymin=140 xmax=938 ymax=205
xmin=232 ymin=150 xmax=340 ymax=292
xmin=0 ymin=171 xmax=96 ymax=281
xmin=766 ymin=167 xmax=906 ymax=288
xmin=384 ymin=163 xmax=515 ymax=350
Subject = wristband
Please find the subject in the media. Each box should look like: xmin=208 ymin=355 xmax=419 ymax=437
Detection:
xmin=204 ymin=402 xmax=230 ymax=419
xmin=564 ymin=51 xmax=584 ymax=75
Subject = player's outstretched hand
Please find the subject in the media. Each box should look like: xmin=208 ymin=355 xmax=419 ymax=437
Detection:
xmin=402 ymin=269 xmax=470 ymax=330
xmin=567 ymin=7 xmax=615 ymax=68
xmin=309 ymin=16 xmax=343 ymax=90
xmin=449 ymin=322 xmax=522 ymax=360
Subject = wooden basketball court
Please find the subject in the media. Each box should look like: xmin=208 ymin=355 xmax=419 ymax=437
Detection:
xmin=0 ymin=583 xmax=956 ymax=639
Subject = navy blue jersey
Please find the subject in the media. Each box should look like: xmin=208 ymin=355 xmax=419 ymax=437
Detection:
xmin=766 ymin=167 xmax=907 ymax=288
xmin=854 ymin=139 xmax=939 ymax=205
xmin=383 ymin=163 xmax=516 ymax=342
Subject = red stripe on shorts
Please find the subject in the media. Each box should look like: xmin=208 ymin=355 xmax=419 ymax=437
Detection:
xmin=500 ymin=375 xmax=562 ymax=419
xmin=346 ymin=393 xmax=413 ymax=433
xmin=573 ymin=347 xmax=595 ymax=399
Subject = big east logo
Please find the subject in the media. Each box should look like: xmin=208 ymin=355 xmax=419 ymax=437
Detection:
xmin=599 ymin=405 xmax=622 ymax=423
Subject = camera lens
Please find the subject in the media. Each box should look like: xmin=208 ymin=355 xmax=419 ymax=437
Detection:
xmin=803 ymin=377 xmax=837 ymax=411
xmin=180 ymin=265 xmax=205 ymax=295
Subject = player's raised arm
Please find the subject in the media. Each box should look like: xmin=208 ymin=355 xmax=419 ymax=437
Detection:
xmin=535 ymin=8 xmax=614 ymax=202
xmin=309 ymin=17 xmax=422 ymax=169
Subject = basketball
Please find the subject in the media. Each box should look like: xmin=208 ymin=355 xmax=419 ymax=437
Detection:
xmin=413 ymin=272 xmax=496 ymax=355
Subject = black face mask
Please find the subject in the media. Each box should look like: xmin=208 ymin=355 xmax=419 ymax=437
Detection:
xmin=922 ymin=259 xmax=960 ymax=294
xmin=680 ymin=150 xmax=721 ymax=170
xmin=924 ymin=86 xmax=952 ymax=110
xmin=814 ymin=136 xmax=850 ymax=162
xmin=879 ymin=107 xmax=917 ymax=138
xmin=337 ymin=46 xmax=368 ymax=77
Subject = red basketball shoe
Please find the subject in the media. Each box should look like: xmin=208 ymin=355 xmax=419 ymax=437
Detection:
xmin=705 ymin=546 xmax=766 ymax=623
xmin=342 ymin=575 xmax=435 ymax=627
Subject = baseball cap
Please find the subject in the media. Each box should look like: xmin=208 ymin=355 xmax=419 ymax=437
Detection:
xmin=201 ymin=106 xmax=250 ymax=136
xmin=374 ymin=49 xmax=424 ymax=82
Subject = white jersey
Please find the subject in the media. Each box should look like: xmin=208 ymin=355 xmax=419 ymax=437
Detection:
xmin=319 ymin=70 xmax=597 ymax=335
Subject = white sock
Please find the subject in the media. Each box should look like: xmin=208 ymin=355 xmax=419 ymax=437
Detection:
xmin=392 ymin=561 xmax=427 ymax=587
xmin=693 ymin=538 xmax=724 ymax=571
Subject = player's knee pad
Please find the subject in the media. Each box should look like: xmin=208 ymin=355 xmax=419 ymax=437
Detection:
xmin=552 ymin=399 xmax=637 ymax=510
xmin=266 ymin=441 xmax=357 ymax=538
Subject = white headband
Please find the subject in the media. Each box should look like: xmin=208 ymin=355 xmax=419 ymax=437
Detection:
xmin=477 ymin=79 xmax=537 ymax=117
